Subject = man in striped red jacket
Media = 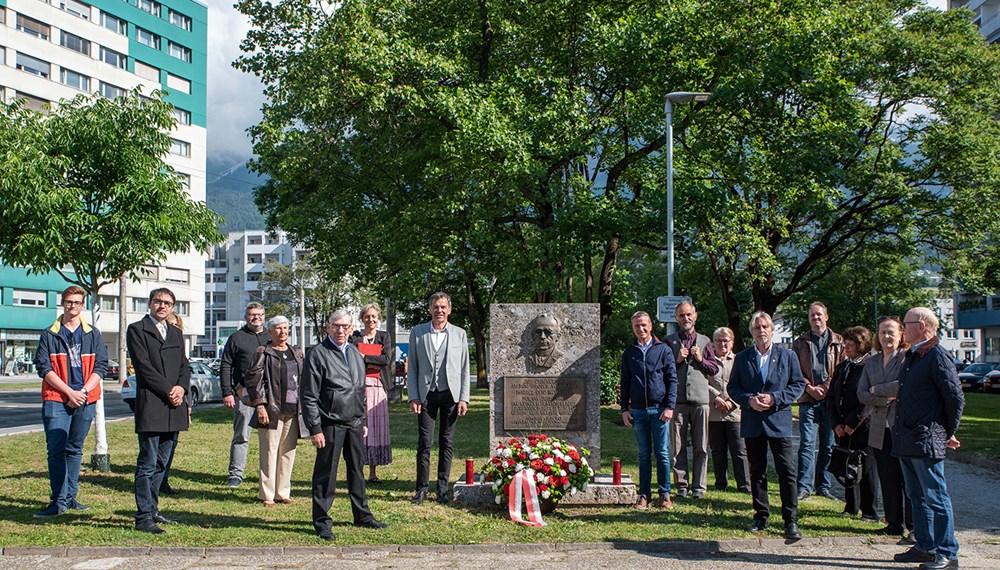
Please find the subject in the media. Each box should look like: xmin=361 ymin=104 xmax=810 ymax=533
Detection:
xmin=33 ymin=285 xmax=108 ymax=519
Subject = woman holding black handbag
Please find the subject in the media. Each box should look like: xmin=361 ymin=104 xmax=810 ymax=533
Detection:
xmin=827 ymin=326 xmax=879 ymax=522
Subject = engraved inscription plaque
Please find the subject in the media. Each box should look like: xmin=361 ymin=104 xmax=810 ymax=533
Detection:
xmin=504 ymin=376 xmax=586 ymax=431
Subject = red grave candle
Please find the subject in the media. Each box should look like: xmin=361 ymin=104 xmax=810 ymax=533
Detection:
xmin=466 ymin=458 xmax=475 ymax=484
xmin=613 ymin=458 xmax=622 ymax=486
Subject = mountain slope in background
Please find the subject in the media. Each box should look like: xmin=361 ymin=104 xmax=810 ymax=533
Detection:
xmin=205 ymin=157 xmax=266 ymax=234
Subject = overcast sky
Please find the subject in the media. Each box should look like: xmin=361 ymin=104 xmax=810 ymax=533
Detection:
xmin=206 ymin=0 xmax=264 ymax=172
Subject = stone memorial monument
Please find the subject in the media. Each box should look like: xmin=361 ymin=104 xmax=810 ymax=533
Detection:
xmin=489 ymin=303 xmax=603 ymax=467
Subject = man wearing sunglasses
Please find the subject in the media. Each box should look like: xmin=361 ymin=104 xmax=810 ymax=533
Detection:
xmin=33 ymin=286 xmax=108 ymax=519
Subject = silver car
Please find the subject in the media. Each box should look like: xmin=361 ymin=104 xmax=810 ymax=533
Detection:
xmin=121 ymin=361 xmax=223 ymax=411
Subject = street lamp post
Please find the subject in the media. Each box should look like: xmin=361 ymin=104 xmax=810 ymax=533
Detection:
xmin=664 ymin=91 xmax=711 ymax=330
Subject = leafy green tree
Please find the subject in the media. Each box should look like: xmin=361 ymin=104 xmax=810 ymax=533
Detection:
xmin=0 ymin=91 xmax=222 ymax=466
xmin=236 ymin=0 xmax=1000 ymax=352
xmin=258 ymin=255 xmax=371 ymax=342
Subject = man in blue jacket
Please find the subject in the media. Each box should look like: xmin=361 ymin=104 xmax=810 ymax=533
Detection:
xmin=892 ymin=307 xmax=964 ymax=570
xmin=729 ymin=311 xmax=805 ymax=540
xmin=620 ymin=311 xmax=677 ymax=510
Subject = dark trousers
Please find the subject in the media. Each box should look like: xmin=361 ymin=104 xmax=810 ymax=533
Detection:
xmin=416 ymin=389 xmax=458 ymax=496
xmin=746 ymin=435 xmax=797 ymax=524
xmin=839 ymin=433 xmax=879 ymax=517
xmin=873 ymin=429 xmax=913 ymax=532
xmin=312 ymin=422 xmax=374 ymax=534
xmin=709 ymin=421 xmax=750 ymax=491
xmin=135 ymin=431 xmax=177 ymax=524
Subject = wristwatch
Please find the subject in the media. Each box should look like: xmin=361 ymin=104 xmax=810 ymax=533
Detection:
xmin=81 ymin=387 xmax=90 ymax=396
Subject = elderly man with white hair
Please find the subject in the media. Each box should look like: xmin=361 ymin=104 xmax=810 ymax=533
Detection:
xmin=891 ymin=307 xmax=964 ymax=570
xmin=245 ymin=315 xmax=305 ymax=507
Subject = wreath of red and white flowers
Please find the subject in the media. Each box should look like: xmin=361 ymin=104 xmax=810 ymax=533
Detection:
xmin=480 ymin=434 xmax=593 ymax=504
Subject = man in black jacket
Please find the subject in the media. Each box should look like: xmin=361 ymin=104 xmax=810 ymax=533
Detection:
xmin=892 ymin=307 xmax=964 ymax=570
xmin=127 ymin=288 xmax=190 ymax=534
xmin=220 ymin=302 xmax=268 ymax=487
xmin=302 ymin=310 xmax=386 ymax=541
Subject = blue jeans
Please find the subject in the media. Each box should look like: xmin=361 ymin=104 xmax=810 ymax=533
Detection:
xmin=900 ymin=456 xmax=959 ymax=559
xmin=135 ymin=432 xmax=177 ymax=524
xmin=631 ymin=407 xmax=671 ymax=497
xmin=797 ymin=401 xmax=833 ymax=494
xmin=42 ymin=401 xmax=96 ymax=509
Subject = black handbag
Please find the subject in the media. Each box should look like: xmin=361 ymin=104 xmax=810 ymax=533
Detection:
xmin=827 ymin=435 xmax=865 ymax=488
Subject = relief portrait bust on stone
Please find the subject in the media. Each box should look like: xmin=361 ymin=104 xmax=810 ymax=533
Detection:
xmin=527 ymin=313 xmax=564 ymax=370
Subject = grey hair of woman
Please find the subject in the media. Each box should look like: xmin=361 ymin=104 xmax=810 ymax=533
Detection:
xmin=266 ymin=315 xmax=290 ymax=331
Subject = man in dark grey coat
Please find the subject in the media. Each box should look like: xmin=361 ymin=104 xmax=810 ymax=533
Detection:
xmin=892 ymin=307 xmax=964 ymax=570
xmin=302 ymin=310 xmax=386 ymax=541
xmin=126 ymin=288 xmax=190 ymax=535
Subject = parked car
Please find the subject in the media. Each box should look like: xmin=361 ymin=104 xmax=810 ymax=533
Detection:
xmin=121 ymin=361 xmax=224 ymax=411
xmin=982 ymin=369 xmax=1000 ymax=394
xmin=104 ymin=359 xmax=134 ymax=382
xmin=957 ymin=362 xmax=1000 ymax=393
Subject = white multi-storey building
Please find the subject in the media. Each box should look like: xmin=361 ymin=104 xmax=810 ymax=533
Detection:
xmin=0 ymin=0 xmax=209 ymax=356
xmin=950 ymin=0 xmax=1000 ymax=44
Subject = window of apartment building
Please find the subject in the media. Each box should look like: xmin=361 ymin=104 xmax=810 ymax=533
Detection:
xmin=101 ymin=47 xmax=127 ymax=69
xmin=61 ymin=31 xmax=91 ymax=56
xmin=176 ymin=172 xmax=191 ymax=190
xmin=138 ymin=0 xmax=160 ymax=17
xmin=101 ymin=12 xmax=126 ymax=34
xmin=13 ymin=289 xmax=47 ymax=307
xmin=166 ymin=73 xmax=191 ymax=94
xmin=60 ymin=0 xmax=91 ymax=20
xmin=60 ymin=68 xmax=91 ymax=91
xmin=213 ymin=274 xmax=226 ymax=283
xmin=99 ymin=295 xmax=119 ymax=311
xmin=162 ymin=267 xmax=189 ymax=284
xmin=248 ymin=235 xmax=263 ymax=245
xmin=0 ymin=44 xmax=5 ymax=66
xmin=204 ymin=274 xmax=212 ymax=283
xmin=134 ymin=60 xmax=159 ymax=82
xmin=986 ymin=337 xmax=1000 ymax=358
xmin=266 ymin=235 xmax=279 ymax=245
xmin=100 ymin=81 xmax=126 ymax=99
xmin=169 ymin=9 xmax=191 ymax=31
xmin=136 ymin=27 xmax=160 ymax=50
xmin=265 ymin=253 xmax=280 ymax=264
xmin=247 ymin=254 xmax=262 ymax=264
xmin=0 ymin=7 xmax=6 ymax=25
xmin=944 ymin=327 xmax=956 ymax=340
xmin=172 ymin=107 xmax=191 ymax=125
xmin=233 ymin=276 xmax=241 ymax=282
xmin=168 ymin=41 xmax=191 ymax=62
xmin=16 ymin=14 xmax=50 ymax=40
xmin=963 ymin=329 xmax=976 ymax=339
xmin=130 ymin=297 xmax=147 ymax=312
xmin=16 ymin=93 xmax=50 ymax=113
xmin=16 ymin=52 xmax=50 ymax=78
xmin=246 ymin=272 xmax=261 ymax=282
xmin=169 ymin=138 xmax=191 ymax=157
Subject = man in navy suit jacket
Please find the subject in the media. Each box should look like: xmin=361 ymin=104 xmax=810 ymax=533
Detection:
xmin=729 ymin=311 xmax=806 ymax=539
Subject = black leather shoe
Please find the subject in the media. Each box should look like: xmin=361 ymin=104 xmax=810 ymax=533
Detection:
xmin=135 ymin=522 xmax=166 ymax=535
xmin=748 ymin=518 xmax=769 ymax=532
xmin=68 ymin=500 xmax=90 ymax=511
xmin=784 ymin=522 xmax=802 ymax=540
xmin=894 ymin=547 xmax=934 ymax=563
xmin=920 ymin=554 xmax=959 ymax=569
xmin=355 ymin=519 xmax=388 ymax=529
xmin=900 ymin=531 xmax=917 ymax=545
xmin=675 ymin=488 xmax=688 ymax=498
xmin=317 ymin=530 xmax=336 ymax=541
xmin=152 ymin=514 xmax=178 ymax=524
xmin=411 ymin=490 xmax=428 ymax=505
xmin=436 ymin=493 xmax=450 ymax=505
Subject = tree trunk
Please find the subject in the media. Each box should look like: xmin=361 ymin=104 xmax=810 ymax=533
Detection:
xmin=584 ymin=253 xmax=593 ymax=303
xmin=597 ymin=237 xmax=620 ymax=333
xmin=464 ymin=270 xmax=489 ymax=389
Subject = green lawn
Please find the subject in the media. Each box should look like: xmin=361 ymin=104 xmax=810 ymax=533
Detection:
xmin=955 ymin=392 xmax=1000 ymax=462
xmin=0 ymin=391 xmax=913 ymax=546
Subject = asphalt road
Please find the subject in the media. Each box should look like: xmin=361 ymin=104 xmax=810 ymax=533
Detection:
xmin=0 ymin=388 xmax=133 ymax=436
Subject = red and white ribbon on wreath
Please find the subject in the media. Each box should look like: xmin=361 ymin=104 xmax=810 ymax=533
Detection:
xmin=508 ymin=468 xmax=547 ymax=527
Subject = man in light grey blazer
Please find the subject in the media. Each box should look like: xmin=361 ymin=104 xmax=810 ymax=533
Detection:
xmin=407 ymin=292 xmax=470 ymax=505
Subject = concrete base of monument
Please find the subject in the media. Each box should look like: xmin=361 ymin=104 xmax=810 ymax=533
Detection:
xmin=452 ymin=473 xmax=637 ymax=507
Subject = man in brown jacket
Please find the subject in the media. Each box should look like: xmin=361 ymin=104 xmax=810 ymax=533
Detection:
xmin=791 ymin=302 xmax=843 ymax=502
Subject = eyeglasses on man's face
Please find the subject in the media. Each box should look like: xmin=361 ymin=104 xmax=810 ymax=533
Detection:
xmin=151 ymin=299 xmax=175 ymax=307
xmin=328 ymin=323 xmax=352 ymax=330
xmin=63 ymin=300 xmax=85 ymax=307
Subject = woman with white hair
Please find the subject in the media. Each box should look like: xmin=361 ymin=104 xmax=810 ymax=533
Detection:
xmin=245 ymin=315 xmax=305 ymax=506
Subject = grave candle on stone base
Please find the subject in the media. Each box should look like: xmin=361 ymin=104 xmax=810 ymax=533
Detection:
xmin=613 ymin=458 xmax=622 ymax=486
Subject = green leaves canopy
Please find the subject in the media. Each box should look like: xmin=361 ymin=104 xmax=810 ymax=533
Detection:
xmin=0 ymin=92 xmax=222 ymax=294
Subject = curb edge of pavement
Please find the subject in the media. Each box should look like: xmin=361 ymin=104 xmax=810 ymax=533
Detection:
xmin=0 ymin=536 xmax=909 ymax=557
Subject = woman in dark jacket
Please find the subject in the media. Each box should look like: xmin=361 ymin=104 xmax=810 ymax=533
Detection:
xmin=827 ymin=325 xmax=878 ymax=521
xmin=349 ymin=304 xmax=393 ymax=483
xmin=245 ymin=316 xmax=304 ymax=506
